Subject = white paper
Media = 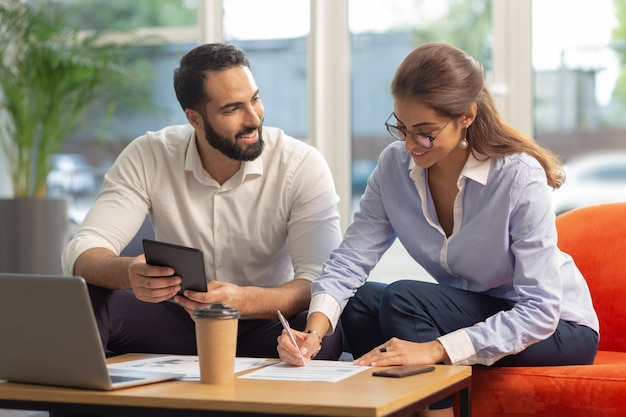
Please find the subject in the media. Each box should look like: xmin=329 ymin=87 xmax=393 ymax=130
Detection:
xmin=237 ymin=360 xmax=370 ymax=382
xmin=108 ymin=355 xmax=275 ymax=381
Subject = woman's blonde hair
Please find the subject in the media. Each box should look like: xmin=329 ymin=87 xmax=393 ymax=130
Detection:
xmin=391 ymin=42 xmax=564 ymax=188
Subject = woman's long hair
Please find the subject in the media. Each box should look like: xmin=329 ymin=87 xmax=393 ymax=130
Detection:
xmin=391 ymin=42 xmax=564 ymax=189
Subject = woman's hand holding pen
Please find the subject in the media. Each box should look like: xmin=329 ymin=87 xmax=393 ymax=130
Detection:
xmin=277 ymin=329 xmax=321 ymax=366
xmin=277 ymin=311 xmax=330 ymax=366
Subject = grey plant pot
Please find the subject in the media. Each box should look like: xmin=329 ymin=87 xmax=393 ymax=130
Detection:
xmin=0 ymin=198 xmax=69 ymax=274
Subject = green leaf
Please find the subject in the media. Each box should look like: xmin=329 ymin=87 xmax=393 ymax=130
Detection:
xmin=0 ymin=0 xmax=155 ymax=197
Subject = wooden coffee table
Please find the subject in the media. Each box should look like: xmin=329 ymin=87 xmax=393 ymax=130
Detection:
xmin=0 ymin=354 xmax=471 ymax=416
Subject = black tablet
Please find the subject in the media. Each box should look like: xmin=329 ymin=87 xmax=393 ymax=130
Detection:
xmin=142 ymin=239 xmax=208 ymax=295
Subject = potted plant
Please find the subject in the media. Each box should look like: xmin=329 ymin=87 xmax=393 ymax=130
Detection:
xmin=0 ymin=0 xmax=146 ymax=273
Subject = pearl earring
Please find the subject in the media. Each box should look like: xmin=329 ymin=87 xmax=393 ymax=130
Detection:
xmin=459 ymin=122 xmax=472 ymax=149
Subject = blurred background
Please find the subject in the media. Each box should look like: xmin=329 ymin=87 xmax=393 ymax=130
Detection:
xmin=1 ymin=0 xmax=625 ymax=284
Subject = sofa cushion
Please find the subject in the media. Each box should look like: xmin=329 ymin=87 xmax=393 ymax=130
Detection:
xmin=555 ymin=203 xmax=626 ymax=351
xmin=472 ymin=359 xmax=626 ymax=417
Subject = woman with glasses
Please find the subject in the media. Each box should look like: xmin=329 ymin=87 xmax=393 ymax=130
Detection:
xmin=277 ymin=42 xmax=599 ymax=417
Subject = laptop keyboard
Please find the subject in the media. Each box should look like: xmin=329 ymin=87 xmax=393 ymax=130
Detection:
xmin=110 ymin=374 xmax=144 ymax=384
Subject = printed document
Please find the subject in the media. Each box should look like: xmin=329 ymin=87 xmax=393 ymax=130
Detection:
xmin=110 ymin=355 xmax=370 ymax=382
xmin=109 ymin=355 xmax=274 ymax=381
xmin=238 ymin=360 xmax=370 ymax=382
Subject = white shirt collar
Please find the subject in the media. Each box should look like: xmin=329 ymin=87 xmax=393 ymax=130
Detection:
xmin=185 ymin=132 xmax=264 ymax=186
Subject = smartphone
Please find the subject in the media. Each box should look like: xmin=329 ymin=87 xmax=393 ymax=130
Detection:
xmin=372 ymin=365 xmax=436 ymax=378
xmin=142 ymin=239 xmax=208 ymax=295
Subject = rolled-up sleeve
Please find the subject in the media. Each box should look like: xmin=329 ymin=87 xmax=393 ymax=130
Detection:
xmin=61 ymin=138 xmax=154 ymax=276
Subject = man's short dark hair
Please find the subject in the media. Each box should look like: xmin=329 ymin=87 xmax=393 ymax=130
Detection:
xmin=173 ymin=43 xmax=250 ymax=111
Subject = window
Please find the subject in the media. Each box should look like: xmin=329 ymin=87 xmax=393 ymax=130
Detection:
xmin=48 ymin=0 xmax=201 ymax=222
xmin=223 ymin=0 xmax=310 ymax=139
xmin=533 ymin=0 xmax=626 ymax=212
xmin=533 ymin=0 xmax=622 ymax=146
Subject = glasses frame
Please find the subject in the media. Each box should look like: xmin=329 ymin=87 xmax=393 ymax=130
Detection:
xmin=385 ymin=113 xmax=453 ymax=149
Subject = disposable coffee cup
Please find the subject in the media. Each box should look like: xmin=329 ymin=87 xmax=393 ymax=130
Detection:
xmin=194 ymin=303 xmax=240 ymax=384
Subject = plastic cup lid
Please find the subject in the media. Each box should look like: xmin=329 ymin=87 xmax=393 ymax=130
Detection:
xmin=193 ymin=303 xmax=240 ymax=319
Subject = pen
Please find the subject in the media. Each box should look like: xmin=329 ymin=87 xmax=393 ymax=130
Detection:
xmin=277 ymin=310 xmax=307 ymax=366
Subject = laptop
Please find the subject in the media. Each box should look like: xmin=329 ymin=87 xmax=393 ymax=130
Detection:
xmin=0 ymin=273 xmax=182 ymax=390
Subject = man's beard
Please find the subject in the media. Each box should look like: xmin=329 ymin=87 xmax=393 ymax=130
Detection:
xmin=201 ymin=112 xmax=264 ymax=161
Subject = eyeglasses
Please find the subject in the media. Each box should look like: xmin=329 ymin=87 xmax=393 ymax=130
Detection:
xmin=385 ymin=113 xmax=453 ymax=149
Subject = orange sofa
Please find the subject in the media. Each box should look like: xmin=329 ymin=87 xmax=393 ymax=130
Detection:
xmin=471 ymin=202 xmax=626 ymax=416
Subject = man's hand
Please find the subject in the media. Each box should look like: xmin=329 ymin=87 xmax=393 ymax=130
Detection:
xmin=128 ymin=255 xmax=182 ymax=303
xmin=173 ymin=279 xmax=310 ymax=320
xmin=174 ymin=281 xmax=244 ymax=317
